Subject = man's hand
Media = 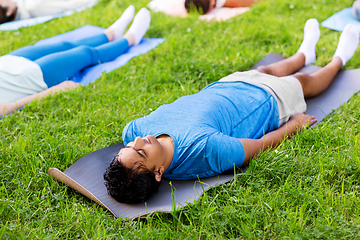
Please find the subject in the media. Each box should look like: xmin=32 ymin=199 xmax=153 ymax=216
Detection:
xmin=288 ymin=113 xmax=317 ymax=131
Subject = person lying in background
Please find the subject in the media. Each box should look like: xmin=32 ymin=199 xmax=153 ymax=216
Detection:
xmin=185 ymin=0 xmax=257 ymax=14
xmin=353 ymin=0 xmax=360 ymax=21
xmin=103 ymin=19 xmax=359 ymax=204
xmin=0 ymin=0 xmax=97 ymax=24
xmin=0 ymin=6 xmax=150 ymax=117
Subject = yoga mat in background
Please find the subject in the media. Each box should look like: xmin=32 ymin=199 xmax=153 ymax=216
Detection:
xmin=0 ymin=1 xmax=98 ymax=31
xmin=49 ymin=53 xmax=360 ymax=220
xmin=321 ymin=7 xmax=360 ymax=32
xmin=35 ymin=25 xmax=165 ymax=86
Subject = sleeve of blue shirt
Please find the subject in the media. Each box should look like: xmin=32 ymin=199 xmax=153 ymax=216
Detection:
xmin=205 ymin=132 xmax=246 ymax=174
xmin=122 ymin=121 xmax=137 ymax=146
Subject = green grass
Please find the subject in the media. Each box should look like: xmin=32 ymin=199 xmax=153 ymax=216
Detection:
xmin=1 ymin=0 xmax=360 ymax=238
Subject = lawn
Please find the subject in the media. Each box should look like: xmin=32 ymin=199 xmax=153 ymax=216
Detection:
xmin=1 ymin=0 xmax=360 ymax=238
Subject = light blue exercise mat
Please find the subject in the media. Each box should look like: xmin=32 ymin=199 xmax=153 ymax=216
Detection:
xmin=321 ymin=7 xmax=360 ymax=32
xmin=0 ymin=1 xmax=98 ymax=31
xmin=35 ymin=25 xmax=165 ymax=86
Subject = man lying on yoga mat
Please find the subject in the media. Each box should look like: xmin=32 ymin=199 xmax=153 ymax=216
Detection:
xmin=185 ymin=0 xmax=258 ymax=14
xmin=0 ymin=6 xmax=150 ymax=117
xmin=104 ymin=19 xmax=359 ymax=204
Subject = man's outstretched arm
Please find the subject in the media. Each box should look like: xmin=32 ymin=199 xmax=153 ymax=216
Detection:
xmin=238 ymin=113 xmax=317 ymax=165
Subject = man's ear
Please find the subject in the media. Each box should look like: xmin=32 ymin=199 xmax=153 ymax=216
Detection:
xmin=154 ymin=166 xmax=164 ymax=182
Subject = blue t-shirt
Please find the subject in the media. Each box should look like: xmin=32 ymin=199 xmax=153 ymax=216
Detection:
xmin=122 ymin=81 xmax=279 ymax=180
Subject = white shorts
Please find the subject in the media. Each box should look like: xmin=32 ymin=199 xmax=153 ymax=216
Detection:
xmin=218 ymin=70 xmax=307 ymax=126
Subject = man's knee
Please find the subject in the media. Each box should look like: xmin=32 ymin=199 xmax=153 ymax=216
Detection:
xmin=257 ymin=65 xmax=272 ymax=75
xmin=293 ymin=72 xmax=310 ymax=83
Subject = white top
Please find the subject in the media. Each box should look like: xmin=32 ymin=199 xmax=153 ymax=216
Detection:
xmin=0 ymin=55 xmax=47 ymax=103
xmin=216 ymin=0 xmax=226 ymax=8
xmin=16 ymin=0 xmax=98 ymax=19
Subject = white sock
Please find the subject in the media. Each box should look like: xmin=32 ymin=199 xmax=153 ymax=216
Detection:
xmin=297 ymin=18 xmax=321 ymax=65
xmin=109 ymin=5 xmax=135 ymax=40
xmin=333 ymin=24 xmax=359 ymax=66
xmin=127 ymin=8 xmax=151 ymax=45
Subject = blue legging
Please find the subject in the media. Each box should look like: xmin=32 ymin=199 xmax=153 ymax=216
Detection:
xmin=9 ymin=33 xmax=129 ymax=88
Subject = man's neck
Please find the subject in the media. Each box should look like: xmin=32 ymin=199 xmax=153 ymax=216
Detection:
xmin=157 ymin=135 xmax=174 ymax=172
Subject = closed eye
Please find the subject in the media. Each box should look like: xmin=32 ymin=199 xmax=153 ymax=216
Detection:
xmin=124 ymin=145 xmax=147 ymax=158
xmin=137 ymin=149 xmax=147 ymax=158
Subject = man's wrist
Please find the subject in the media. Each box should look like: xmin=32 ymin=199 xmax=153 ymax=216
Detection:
xmin=284 ymin=119 xmax=298 ymax=135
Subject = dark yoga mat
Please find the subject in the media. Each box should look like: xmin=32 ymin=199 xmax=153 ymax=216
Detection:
xmin=48 ymin=53 xmax=360 ymax=220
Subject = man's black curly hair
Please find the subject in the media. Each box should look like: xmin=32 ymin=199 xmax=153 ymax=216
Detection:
xmin=184 ymin=0 xmax=210 ymax=14
xmin=0 ymin=6 xmax=16 ymax=24
xmin=103 ymin=155 xmax=162 ymax=204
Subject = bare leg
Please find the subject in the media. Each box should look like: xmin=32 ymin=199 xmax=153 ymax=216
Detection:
xmin=257 ymin=19 xmax=320 ymax=77
xmin=257 ymin=52 xmax=306 ymax=77
xmin=264 ymin=23 xmax=359 ymax=99
xmin=294 ymin=57 xmax=342 ymax=98
xmin=257 ymin=55 xmax=341 ymax=98
xmin=294 ymin=22 xmax=359 ymax=98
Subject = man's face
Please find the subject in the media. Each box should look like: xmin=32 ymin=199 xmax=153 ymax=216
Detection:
xmin=117 ymin=135 xmax=166 ymax=181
